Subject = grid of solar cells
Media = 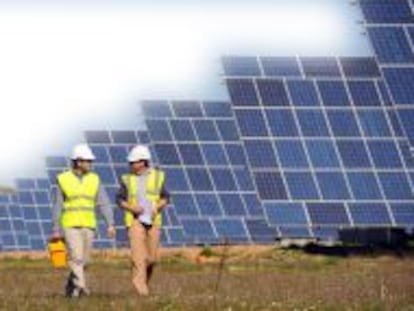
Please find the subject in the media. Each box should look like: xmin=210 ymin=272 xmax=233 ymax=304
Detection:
xmin=359 ymin=0 xmax=414 ymax=152
xmin=141 ymin=100 xmax=274 ymax=244
xmin=15 ymin=178 xmax=52 ymax=250
xmin=0 ymin=193 xmax=30 ymax=251
xmin=224 ymin=55 xmax=414 ymax=239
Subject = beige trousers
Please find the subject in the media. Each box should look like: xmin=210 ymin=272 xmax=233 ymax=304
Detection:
xmin=64 ymin=227 xmax=95 ymax=292
xmin=128 ymin=219 xmax=161 ymax=295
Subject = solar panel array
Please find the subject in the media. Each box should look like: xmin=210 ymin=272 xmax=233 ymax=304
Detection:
xmin=141 ymin=100 xmax=273 ymax=244
xmin=223 ymin=55 xmax=414 ymax=240
xmin=1 ymin=1 xmax=414 ymax=251
xmin=359 ymin=0 xmax=414 ymax=148
xmin=0 ymin=192 xmax=30 ymax=251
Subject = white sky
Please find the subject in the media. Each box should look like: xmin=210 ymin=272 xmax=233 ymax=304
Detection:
xmin=0 ymin=0 xmax=370 ymax=186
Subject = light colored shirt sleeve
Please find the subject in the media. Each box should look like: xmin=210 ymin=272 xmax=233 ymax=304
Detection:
xmin=52 ymin=186 xmax=63 ymax=233
xmin=96 ymin=184 xmax=114 ymax=226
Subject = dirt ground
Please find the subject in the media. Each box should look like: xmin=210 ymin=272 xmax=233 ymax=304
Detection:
xmin=1 ymin=245 xmax=414 ymax=311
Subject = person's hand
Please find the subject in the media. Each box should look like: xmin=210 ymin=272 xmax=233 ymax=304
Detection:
xmin=130 ymin=204 xmax=143 ymax=215
xmin=121 ymin=201 xmax=143 ymax=215
xmin=107 ymin=225 xmax=116 ymax=239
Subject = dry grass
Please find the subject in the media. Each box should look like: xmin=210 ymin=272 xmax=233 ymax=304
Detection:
xmin=1 ymin=246 xmax=414 ymax=311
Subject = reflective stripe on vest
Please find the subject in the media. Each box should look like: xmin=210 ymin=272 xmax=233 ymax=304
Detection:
xmin=122 ymin=168 xmax=165 ymax=227
xmin=57 ymin=170 xmax=100 ymax=229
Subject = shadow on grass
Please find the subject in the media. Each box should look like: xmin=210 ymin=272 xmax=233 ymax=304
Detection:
xmin=293 ymin=243 xmax=414 ymax=259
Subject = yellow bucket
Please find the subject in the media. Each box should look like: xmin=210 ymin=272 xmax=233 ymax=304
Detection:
xmin=48 ymin=238 xmax=67 ymax=268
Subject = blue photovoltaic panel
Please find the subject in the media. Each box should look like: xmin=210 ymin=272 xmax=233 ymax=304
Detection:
xmin=256 ymin=79 xmax=290 ymax=106
xmin=244 ymin=140 xmax=278 ymax=168
xmin=213 ymin=219 xmax=249 ymax=243
xmin=317 ymin=81 xmax=350 ymax=107
xmin=305 ymin=140 xmax=341 ymax=168
xmin=110 ymin=131 xmax=138 ymax=144
xmin=169 ymin=120 xmax=196 ymax=142
xmin=177 ymin=144 xmax=204 ymax=165
xmin=306 ymin=203 xmax=350 ymax=226
xmin=368 ymin=27 xmax=414 ymax=63
xmin=234 ymin=109 xmax=268 ymax=137
xmin=347 ymin=172 xmax=383 ymax=200
xmin=254 ymin=172 xmax=288 ymax=200
xmin=85 ymin=131 xmax=111 ymax=144
xmin=300 ymin=57 xmax=341 ymax=77
xmin=224 ymin=52 xmax=414 ymax=243
xmin=193 ymin=120 xmax=220 ymax=141
xmin=327 ymin=110 xmax=361 ymax=137
xmin=360 ymin=0 xmax=414 ymax=157
xmin=222 ymin=56 xmax=261 ymax=76
xmin=226 ymin=79 xmax=259 ymax=106
xmin=336 ymin=140 xmax=372 ymax=168
xmin=390 ymin=203 xmax=414 ymax=226
xmin=357 ymin=110 xmax=392 ymax=137
xmin=348 ymin=203 xmax=392 ymax=225
xmin=348 ymin=81 xmax=382 ymax=106
xmin=383 ymin=68 xmax=414 ymax=105
xmin=265 ymin=110 xmax=299 ymax=137
xmin=287 ymin=80 xmax=319 ymax=106
xmin=274 ymin=140 xmax=309 ymax=168
xmin=0 ymin=194 xmax=30 ymax=251
xmin=296 ymin=110 xmax=330 ymax=137
xmin=264 ymin=203 xmax=308 ymax=225
xmin=340 ymin=57 xmax=381 ymax=77
xmin=141 ymin=100 xmax=173 ymax=118
xmin=359 ymin=0 xmax=414 ymax=24
xmin=144 ymin=101 xmax=262 ymax=243
xmin=260 ymin=57 xmax=301 ymax=77
xmin=171 ymin=101 xmax=204 ymax=118
xmin=315 ymin=172 xmax=351 ymax=200
xmin=202 ymin=101 xmax=233 ymax=118
xmin=285 ymin=172 xmax=319 ymax=200
xmin=195 ymin=194 xmax=223 ymax=216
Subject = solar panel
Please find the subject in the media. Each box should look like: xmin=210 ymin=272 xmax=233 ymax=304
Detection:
xmin=260 ymin=57 xmax=301 ymax=77
xmin=222 ymin=56 xmax=261 ymax=76
xmin=360 ymin=0 xmax=414 ymax=162
xmin=317 ymin=81 xmax=350 ymax=107
xmin=0 ymin=194 xmax=30 ymax=251
xmin=359 ymin=0 xmax=414 ymax=24
xmin=306 ymin=203 xmax=350 ymax=226
xmin=300 ymin=57 xmax=341 ymax=77
xmin=225 ymin=54 xmax=413 ymax=242
xmin=287 ymin=80 xmax=320 ymax=106
xmin=256 ymin=79 xmax=290 ymax=106
xmin=340 ymin=57 xmax=381 ymax=78
xmin=368 ymin=27 xmax=414 ymax=64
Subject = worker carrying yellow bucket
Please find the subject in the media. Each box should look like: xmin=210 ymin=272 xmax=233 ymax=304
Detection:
xmin=48 ymin=238 xmax=67 ymax=268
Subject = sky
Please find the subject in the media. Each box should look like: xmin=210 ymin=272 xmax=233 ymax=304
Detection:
xmin=0 ymin=0 xmax=371 ymax=186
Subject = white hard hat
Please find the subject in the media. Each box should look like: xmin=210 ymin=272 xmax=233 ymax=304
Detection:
xmin=127 ymin=145 xmax=151 ymax=162
xmin=71 ymin=144 xmax=96 ymax=161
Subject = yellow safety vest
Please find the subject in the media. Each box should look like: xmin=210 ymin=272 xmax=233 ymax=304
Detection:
xmin=122 ymin=168 xmax=165 ymax=227
xmin=57 ymin=170 xmax=100 ymax=229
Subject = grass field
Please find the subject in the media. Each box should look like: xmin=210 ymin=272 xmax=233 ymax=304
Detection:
xmin=1 ymin=246 xmax=414 ymax=311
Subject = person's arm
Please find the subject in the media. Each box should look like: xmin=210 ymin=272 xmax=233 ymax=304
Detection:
xmin=96 ymin=184 xmax=116 ymax=238
xmin=51 ymin=185 xmax=63 ymax=238
xmin=96 ymin=184 xmax=114 ymax=226
xmin=116 ymin=178 xmax=143 ymax=215
xmin=154 ymin=181 xmax=169 ymax=213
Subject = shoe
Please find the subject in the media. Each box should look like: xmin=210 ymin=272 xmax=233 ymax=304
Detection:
xmin=65 ymin=276 xmax=76 ymax=298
